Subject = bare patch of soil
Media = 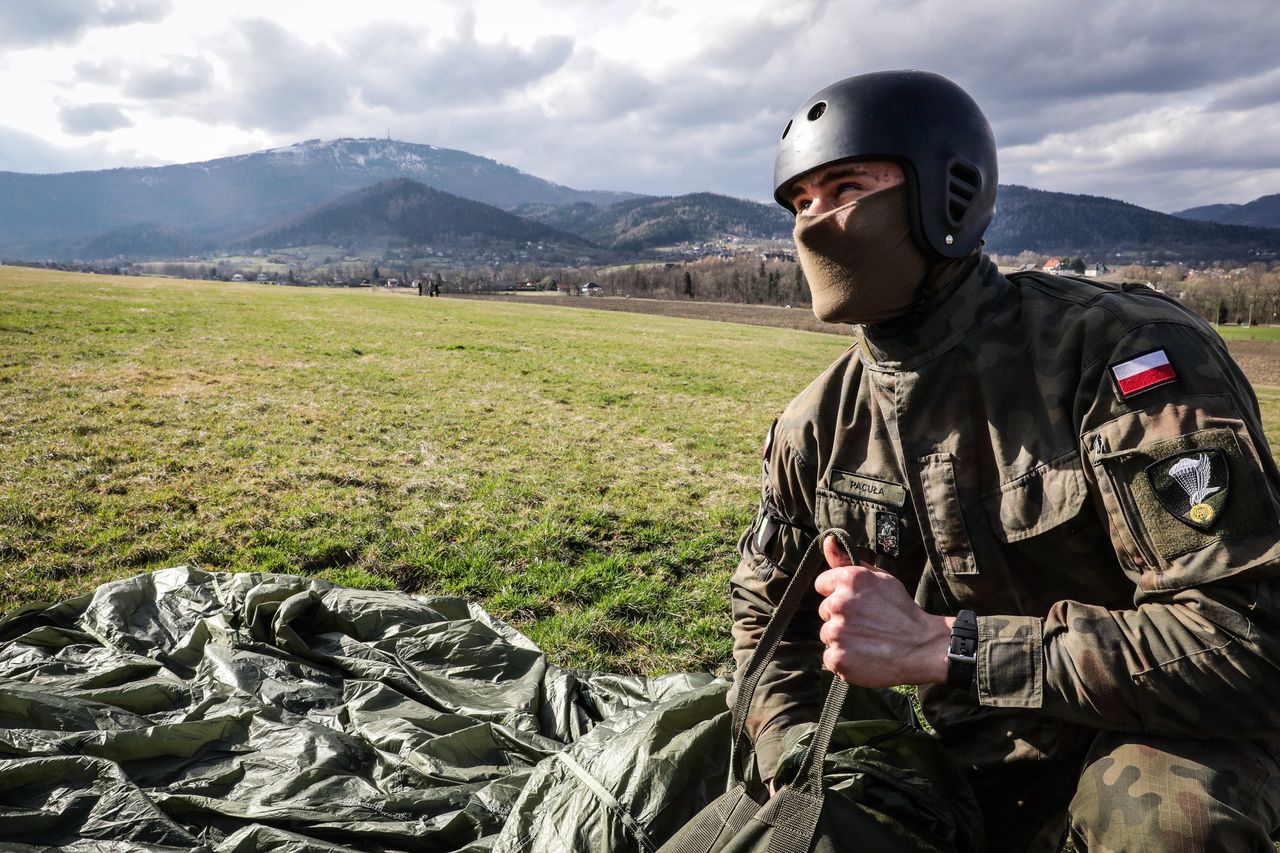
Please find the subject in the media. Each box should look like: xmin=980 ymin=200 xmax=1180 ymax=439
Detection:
xmin=448 ymin=294 xmax=844 ymax=334
xmin=1223 ymin=341 xmax=1280 ymax=387
xmin=452 ymin=293 xmax=1280 ymax=389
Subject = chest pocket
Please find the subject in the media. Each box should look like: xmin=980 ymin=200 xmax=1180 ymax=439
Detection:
xmin=814 ymin=481 xmax=916 ymax=568
xmin=814 ymin=488 xmax=880 ymax=555
xmin=918 ymin=450 xmax=1091 ymax=606
xmin=981 ymin=450 xmax=1091 ymax=544
xmin=918 ymin=454 xmax=979 ymax=576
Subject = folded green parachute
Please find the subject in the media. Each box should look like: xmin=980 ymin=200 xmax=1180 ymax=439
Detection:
xmin=0 ymin=568 xmax=728 ymax=852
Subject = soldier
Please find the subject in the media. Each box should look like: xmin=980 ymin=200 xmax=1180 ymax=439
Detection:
xmin=731 ymin=70 xmax=1280 ymax=851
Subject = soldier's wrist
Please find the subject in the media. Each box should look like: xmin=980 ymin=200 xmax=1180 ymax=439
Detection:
xmin=913 ymin=613 xmax=954 ymax=685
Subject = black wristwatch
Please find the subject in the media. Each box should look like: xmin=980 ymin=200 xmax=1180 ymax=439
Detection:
xmin=947 ymin=609 xmax=978 ymax=689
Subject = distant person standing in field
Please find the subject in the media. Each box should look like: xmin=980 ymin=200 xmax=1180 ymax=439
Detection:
xmin=731 ymin=69 xmax=1280 ymax=851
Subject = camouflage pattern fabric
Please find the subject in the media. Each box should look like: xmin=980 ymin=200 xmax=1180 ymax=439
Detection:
xmin=730 ymin=255 xmax=1280 ymax=850
xmin=1068 ymin=731 xmax=1280 ymax=851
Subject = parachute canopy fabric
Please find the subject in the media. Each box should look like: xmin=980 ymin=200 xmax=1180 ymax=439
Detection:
xmin=0 ymin=567 xmax=728 ymax=852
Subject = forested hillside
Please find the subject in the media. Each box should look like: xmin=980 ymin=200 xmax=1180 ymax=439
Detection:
xmin=986 ymin=185 xmax=1280 ymax=259
xmin=244 ymin=179 xmax=589 ymax=250
xmin=514 ymin=193 xmax=792 ymax=250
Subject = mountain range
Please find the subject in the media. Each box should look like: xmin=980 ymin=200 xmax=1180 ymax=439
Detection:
xmin=987 ymin=185 xmax=1280 ymax=258
xmin=2 ymin=137 xmax=1278 ymax=263
xmin=0 ymin=138 xmax=630 ymax=259
xmin=511 ymin=193 xmax=793 ymax=251
xmin=241 ymin=178 xmax=591 ymax=253
xmin=1174 ymin=194 xmax=1280 ymax=229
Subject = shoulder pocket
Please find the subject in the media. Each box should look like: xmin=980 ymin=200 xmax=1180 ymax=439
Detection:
xmin=1085 ymin=398 xmax=1280 ymax=590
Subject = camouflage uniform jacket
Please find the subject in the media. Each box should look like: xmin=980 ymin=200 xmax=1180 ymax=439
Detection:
xmin=731 ymin=254 xmax=1280 ymax=780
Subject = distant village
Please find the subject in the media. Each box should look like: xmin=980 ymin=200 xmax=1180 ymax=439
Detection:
xmin=11 ymin=240 xmax=1280 ymax=328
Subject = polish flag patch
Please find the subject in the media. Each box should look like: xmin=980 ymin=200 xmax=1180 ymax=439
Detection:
xmin=1110 ymin=348 xmax=1177 ymax=399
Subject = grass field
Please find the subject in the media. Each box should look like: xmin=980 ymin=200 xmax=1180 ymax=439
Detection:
xmin=0 ymin=266 xmax=852 ymax=675
xmin=4 ymin=266 xmax=1280 ymax=679
xmin=1213 ymin=323 xmax=1280 ymax=342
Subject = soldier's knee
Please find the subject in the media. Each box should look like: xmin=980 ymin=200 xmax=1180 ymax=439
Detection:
xmin=1068 ymin=733 xmax=1280 ymax=852
xmin=1068 ymin=745 xmax=1186 ymax=851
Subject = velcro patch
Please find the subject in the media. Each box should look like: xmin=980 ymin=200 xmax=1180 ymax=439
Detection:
xmin=1110 ymin=348 xmax=1177 ymax=399
xmin=1109 ymin=427 xmax=1267 ymax=561
xmin=829 ymin=470 xmax=906 ymax=508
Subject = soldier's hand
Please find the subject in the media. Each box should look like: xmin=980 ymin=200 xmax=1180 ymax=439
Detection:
xmin=815 ymin=535 xmax=952 ymax=687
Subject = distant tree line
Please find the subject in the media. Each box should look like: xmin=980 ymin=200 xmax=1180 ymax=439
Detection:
xmin=439 ymin=254 xmax=811 ymax=306
xmin=1117 ymin=261 xmax=1280 ymax=326
xmin=593 ymin=257 xmax=810 ymax=305
xmin=20 ymin=249 xmax=1280 ymax=328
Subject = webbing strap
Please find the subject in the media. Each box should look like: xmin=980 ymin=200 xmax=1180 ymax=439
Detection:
xmin=795 ymin=677 xmax=848 ymax=796
xmin=664 ymin=786 xmax=757 ymax=853
xmin=728 ymin=531 xmax=824 ymax=781
xmin=728 ymin=527 xmax=859 ymax=788
xmin=554 ymin=749 xmax=657 ymax=852
xmin=760 ymin=786 xmax=824 ymax=853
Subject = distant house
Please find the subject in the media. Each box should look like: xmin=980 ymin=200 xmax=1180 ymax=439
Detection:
xmin=1083 ymin=263 xmax=1109 ymax=278
xmin=256 ymin=273 xmax=269 ymax=283
xmin=582 ymin=282 xmax=603 ymax=296
xmin=230 ymin=273 xmax=245 ymax=282
xmin=1042 ymin=258 xmax=1063 ymax=273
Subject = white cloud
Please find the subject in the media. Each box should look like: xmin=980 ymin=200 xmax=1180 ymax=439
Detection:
xmin=122 ymin=56 xmax=215 ymax=100
xmin=1 ymin=0 xmax=1279 ymax=211
xmin=0 ymin=0 xmax=172 ymax=48
xmin=348 ymin=19 xmax=573 ymax=111
xmin=0 ymin=124 xmax=154 ymax=173
xmin=59 ymin=102 xmax=133 ymax=135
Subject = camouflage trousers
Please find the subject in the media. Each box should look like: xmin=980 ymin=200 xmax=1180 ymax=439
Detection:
xmin=951 ymin=720 xmax=1280 ymax=852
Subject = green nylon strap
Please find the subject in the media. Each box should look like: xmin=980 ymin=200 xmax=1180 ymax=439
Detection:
xmin=671 ymin=786 xmax=757 ymax=853
xmin=759 ymin=787 xmax=825 ymax=853
xmin=554 ymin=749 xmax=658 ymax=853
xmin=728 ymin=527 xmax=857 ymax=791
xmin=796 ymin=676 xmax=848 ymax=796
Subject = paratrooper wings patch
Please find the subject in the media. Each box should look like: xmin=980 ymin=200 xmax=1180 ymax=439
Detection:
xmin=1146 ymin=449 xmax=1229 ymax=532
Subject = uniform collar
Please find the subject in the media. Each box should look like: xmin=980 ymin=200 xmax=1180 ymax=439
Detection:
xmin=855 ymin=254 xmax=1013 ymax=371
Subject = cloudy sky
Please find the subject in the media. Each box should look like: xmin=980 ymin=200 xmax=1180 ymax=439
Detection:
xmin=1 ymin=0 xmax=1278 ymax=213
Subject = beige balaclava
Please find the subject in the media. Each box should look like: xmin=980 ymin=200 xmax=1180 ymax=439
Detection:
xmin=793 ymin=184 xmax=933 ymax=326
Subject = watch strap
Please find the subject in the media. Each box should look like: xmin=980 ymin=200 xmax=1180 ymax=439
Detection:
xmin=947 ymin=609 xmax=978 ymax=689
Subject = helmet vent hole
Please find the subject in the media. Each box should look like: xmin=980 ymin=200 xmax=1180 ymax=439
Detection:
xmin=946 ymin=160 xmax=980 ymax=227
xmin=781 ymin=119 xmax=792 ymax=140
xmin=807 ymin=102 xmax=826 ymax=121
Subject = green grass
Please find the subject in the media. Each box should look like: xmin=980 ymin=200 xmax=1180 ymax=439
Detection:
xmin=5 ymin=267 xmax=1280 ymax=679
xmin=1256 ymin=386 xmax=1280 ymax=443
xmin=1213 ymin=324 xmax=1280 ymax=342
xmin=0 ymin=267 xmax=850 ymax=675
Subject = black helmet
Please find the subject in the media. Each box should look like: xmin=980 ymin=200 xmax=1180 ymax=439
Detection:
xmin=773 ymin=70 xmax=997 ymax=258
